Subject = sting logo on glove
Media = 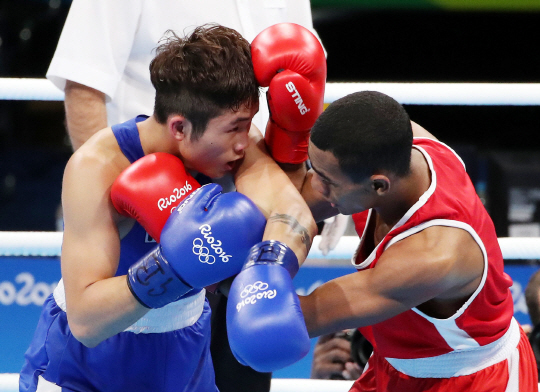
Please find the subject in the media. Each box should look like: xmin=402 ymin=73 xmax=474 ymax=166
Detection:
xmin=174 ymin=187 xmax=200 ymax=215
xmin=286 ymin=81 xmax=310 ymax=115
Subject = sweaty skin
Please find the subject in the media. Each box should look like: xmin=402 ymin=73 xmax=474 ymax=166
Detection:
xmin=61 ymin=108 xmax=316 ymax=347
xmin=298 ymin=122 xmax=485 ymax=338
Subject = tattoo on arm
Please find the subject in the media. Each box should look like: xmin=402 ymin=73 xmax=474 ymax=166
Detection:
xmin=268 ymin=214 xmax=311 ymax=252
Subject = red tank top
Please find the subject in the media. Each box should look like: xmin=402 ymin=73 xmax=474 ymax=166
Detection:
xmin=351 ymin=138 xmax=514 ymax=359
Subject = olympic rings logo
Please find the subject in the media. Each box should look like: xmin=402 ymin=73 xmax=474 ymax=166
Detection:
xmin=198 ymin=224 xmax=231 ymax=263
xmin=235 ymin=280 xmax=277 ymax=312
xmin=240 ymin=281 xmax=269 ymax=298
xmin=192 ymin=238 xmax=216 ymax=265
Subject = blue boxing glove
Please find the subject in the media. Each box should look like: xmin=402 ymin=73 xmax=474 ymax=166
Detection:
xmin=127 ymin=183 xmax=266 ymax=309
xmin=226 ymin=240 xmax=310 ymax=372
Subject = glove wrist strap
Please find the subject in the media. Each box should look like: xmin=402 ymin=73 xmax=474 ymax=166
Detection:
xmin=127 ymin=245 xmax=192 ymax=308
xmin=243 ymin=240 xmax=299 ymax=278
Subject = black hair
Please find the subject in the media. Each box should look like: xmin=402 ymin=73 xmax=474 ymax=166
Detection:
xmin=311 ymin=91 xmax=413 ymax=182
xmin=150 ymin=24 xmax=259 ymax=139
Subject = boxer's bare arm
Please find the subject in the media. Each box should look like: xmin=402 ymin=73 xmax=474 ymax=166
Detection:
xmin=276 ymin=162 xmax=308 ymax=192
xmin=234 ymin=125 xmax=318 ymax=266
xmin=61 ymin=139 xmax=148 ymax=347
xmin=64 ymin=80 xmax=108 ymax=151
xmin=300 ymin=225 xmax=484 ymax=337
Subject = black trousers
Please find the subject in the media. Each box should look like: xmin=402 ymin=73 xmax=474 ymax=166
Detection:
xmin=207 ymin=292 xmax=272 ymax=392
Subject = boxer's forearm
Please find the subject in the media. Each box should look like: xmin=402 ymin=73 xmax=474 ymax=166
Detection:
xmin=64 ymin=80 xmax=108 ymax=151
xmin=63 ymin=274 xmax=149 ymax=347
xmin=262 ymin=198 xmax=317 ymax=267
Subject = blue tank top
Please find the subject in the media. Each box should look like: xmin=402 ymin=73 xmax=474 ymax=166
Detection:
xmin=111 ymin=115 xmax=156 ymax=276
xmin=19 ymin=116 xmax=216 ymax=392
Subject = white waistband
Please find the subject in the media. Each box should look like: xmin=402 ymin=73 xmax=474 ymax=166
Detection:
xmin=385 ymin=317 xmax=521 ymax=378
xmin=53 ymin=279 xmax=205 ymax=334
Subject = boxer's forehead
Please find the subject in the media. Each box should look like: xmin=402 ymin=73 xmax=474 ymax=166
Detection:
xmin=308 ymin=141 xmax=342 ymax=183
xmin=207 ymin=101 xmax=259 ymax=131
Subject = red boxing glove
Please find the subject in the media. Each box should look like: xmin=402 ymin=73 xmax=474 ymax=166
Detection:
xmin=111 ymin=153 xmax=200 ymax=243
xmin=252 ymin=23 xmax=326 ymax=164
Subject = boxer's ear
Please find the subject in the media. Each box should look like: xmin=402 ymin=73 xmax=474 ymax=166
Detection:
xmin=370 ymin=175 xmax=390 ymax=194
xmin=168 ymin=115 xmax=190 ymax=141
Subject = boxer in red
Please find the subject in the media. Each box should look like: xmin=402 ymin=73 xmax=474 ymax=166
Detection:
xmin=296 ymin=91 xmax=537 ymax=391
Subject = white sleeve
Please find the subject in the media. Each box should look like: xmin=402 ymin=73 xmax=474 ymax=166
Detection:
xmin=285 ymin=0 xmax=315 ymax=29
xmin=285 ymin=0 xmax=327 ymax=57
xmin=46 ymin=0 xmax=144 ymax=100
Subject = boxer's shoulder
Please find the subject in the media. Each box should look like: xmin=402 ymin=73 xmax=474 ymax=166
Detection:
xmin=67 ymin=129 xmax=130 ymax=181
xmin=62 ymin=130 xmax=132 ymax=226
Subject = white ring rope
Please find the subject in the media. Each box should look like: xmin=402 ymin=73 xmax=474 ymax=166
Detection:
xmin=270 ymin=379 xmax=354 ymax=392
xmin=0 ymin=78 xmax=64 ymax=101
xmin=0 ymin=375 xmax=356 ymax=392
xmin=2 ymin=79 xmax=539 ymax=392
xmin=0 ymin=375 xmax=17 ymax=392
xmin=2 ymin=78 xmax=540 ymax=105
xmin=325 ymin=82 xmax=540 ymax=106
xmin=0 ymin=232 xmax=539 ymax=260
xmin=0 ymin=232 xmax=63 ymax=257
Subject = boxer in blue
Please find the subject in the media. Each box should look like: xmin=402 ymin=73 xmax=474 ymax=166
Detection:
xmin=19 ymin=23 xmax=323 ymax=392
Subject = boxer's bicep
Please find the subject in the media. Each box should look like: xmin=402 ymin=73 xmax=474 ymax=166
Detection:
xmin=61 ymin=155 xmax=122 ymax=317
xmin=235 ymin=127 xmax=317 ymax=263
xmin=235 ymin=131 xmax=289 ymax=213
xmin=61 ymin=155 xmax=152 ymax=345
xmin=301 ymin=228 xmax=476 ymax=337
